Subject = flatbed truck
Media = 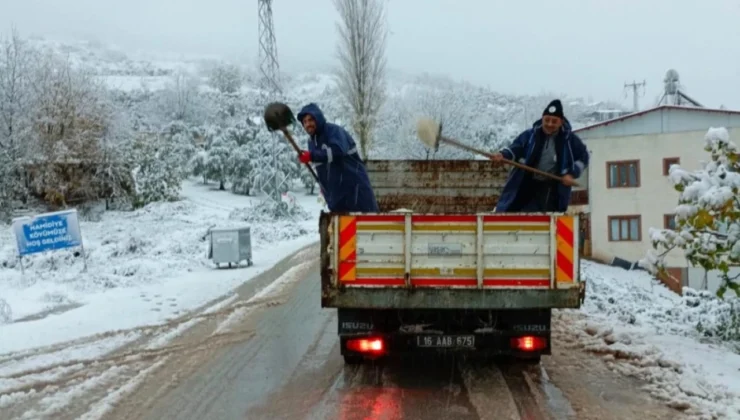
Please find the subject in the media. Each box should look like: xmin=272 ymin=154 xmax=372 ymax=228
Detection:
xmin=318 ymin=160 xmax=585 ymax=364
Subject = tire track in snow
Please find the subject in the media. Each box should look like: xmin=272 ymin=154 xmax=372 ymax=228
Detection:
xmin=2 ymin=244 xmax=318 ymax=420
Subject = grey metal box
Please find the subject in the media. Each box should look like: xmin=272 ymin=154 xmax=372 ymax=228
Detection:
xmin=209 ymin=226 xmax=253 ymax=268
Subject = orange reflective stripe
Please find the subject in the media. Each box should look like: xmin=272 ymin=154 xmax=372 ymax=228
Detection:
xmin=338 ymin=216 xmax=357 ymax=282
xmin=555 ymin=216 xmax=575 ymax=283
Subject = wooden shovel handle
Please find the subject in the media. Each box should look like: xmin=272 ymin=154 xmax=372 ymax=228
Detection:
xmin=279 ymin=127 xmax=321 ymax=183
xmin=440 ymin=136 xmax=580 ymax=187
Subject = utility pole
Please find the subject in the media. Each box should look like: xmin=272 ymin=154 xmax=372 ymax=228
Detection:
xmin=624 ymin=80 xmax=646 ymax=112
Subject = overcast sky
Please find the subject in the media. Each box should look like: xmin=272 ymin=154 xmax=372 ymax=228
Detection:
xmin=2 ymin=0 xmax=738 ymax=108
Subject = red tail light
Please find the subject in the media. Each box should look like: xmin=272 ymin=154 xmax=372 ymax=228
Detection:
xmin=510 ymin=336 xmax=547 ymax=352
xmin=346 ymin=337 xmax=385 ymax=354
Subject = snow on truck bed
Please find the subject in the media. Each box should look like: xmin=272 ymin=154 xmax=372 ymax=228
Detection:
xmin=0 ymin=180 xmax=325 ymax=354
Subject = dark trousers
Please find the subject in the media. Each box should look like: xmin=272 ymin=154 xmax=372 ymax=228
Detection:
xmin=508 ymin=179 xmax=559 ymax=212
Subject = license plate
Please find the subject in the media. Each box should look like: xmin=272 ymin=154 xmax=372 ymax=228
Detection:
xmin=415 ymin=335 xmax=475 ymax=348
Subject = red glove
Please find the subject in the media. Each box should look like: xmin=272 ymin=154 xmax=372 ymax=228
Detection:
xmin=298 ymin=151 xmax=312 ymax=164
xmin=298 ymin=150 xmax=311 ymax=163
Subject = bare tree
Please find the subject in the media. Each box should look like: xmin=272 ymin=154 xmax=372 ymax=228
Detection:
xmin=28 ymin=51 xmax=112 ymax=207
xmin=162 ymin=70 xmax=200 ymax=121
xmin=333 ymin=0 xmax=388 ymax=159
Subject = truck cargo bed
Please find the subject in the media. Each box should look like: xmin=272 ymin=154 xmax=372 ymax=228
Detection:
xmin=319 ymin=211 xmax=584 ymax=310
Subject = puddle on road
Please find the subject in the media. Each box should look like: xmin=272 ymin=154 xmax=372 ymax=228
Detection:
xmin=531 ymin=366 xmax=577 ymax=420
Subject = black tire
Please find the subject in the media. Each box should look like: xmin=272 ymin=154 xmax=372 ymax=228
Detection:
xmin=343 ymin=354 xmax=364 ymax=365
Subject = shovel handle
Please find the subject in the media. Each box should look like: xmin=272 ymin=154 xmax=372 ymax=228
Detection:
xmin=439 ymin=136 xmax=580 ymax=187
xmin=279 ymin=128 xmax=321 ymax=183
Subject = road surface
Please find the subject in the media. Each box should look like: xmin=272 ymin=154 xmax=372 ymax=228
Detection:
xmin=3 ymin=245 xmax=686 ymax=420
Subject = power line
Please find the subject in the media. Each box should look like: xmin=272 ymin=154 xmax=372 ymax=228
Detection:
xmin=624 ymin=80 xmax=646 ymax=112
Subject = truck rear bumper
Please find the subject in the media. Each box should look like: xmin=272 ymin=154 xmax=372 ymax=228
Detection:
xmin=340 ymin=332 xmax=550 ymax=359
xmin=323 ymin=285 xmax=584 ymax=310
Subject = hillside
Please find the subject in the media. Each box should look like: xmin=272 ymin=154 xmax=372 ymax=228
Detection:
xmin=30 ymin=36 xmax=626 ymax=138
xmin=0 ymin=35 xmax=627 ymax=220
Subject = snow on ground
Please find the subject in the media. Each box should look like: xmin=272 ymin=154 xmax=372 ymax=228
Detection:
xmin=562 ymin=260 xmax=740 ymax=419
xmin=0 ymin=179 xmax=325 ymax=355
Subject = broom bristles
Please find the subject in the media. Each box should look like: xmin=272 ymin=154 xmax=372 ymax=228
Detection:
xmin=416 ymin=118 xmax=441 ymax=149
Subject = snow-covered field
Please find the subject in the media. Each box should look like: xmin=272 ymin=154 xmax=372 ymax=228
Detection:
xmin=561 ymin=261 xmax=740 ymax=419
xmin=0 ymin=180 xmax=325 ymax=354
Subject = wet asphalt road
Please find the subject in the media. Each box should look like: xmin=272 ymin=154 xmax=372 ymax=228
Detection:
xmin=133 ymin=268 xmax=552 ymax=420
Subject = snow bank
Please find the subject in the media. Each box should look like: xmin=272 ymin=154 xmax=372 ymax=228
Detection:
xmin=0 ymin=181 xmax=323 ymax=330
xmin=563 ymin=261 xmax=740 ymax=418
xmin=227 ymin=199 xmax=313 ymax=244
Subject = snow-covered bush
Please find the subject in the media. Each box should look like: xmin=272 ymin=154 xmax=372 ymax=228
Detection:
xmin=208 ymin=62 xmax=243 ymax=94
xmin=189 ymin=150 xmax=209 ymax=183
xmin=130 ymin=136 xmax=182 ymax=208
xmin=229 ymin=199 xmax=311 ymax=223
xmin=228 ymin=199 xmax=312 ymax=243
xmin=227 ymin=144 xmax=256 ymax=195
xmin=640 ymin=127 xmax=740 ymax=298
xmin=681 ymin=288 xmax=740 ymax=343
xmin=205 ymin=133 xmax=237 ymax=190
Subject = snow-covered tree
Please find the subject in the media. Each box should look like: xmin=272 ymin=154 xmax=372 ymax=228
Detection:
xmin=333 ymin=0 xmax=388 ymax=159
xmin=208 ymin=62 xmax=243 ymax=95
xmin=28 ymin=51 xmax=112 ymax=207
xmin=130 ymin=135 xmax=182 ymax=208
xmin=640 ymin=127 xmax=740 ymax=298
xmin=160 ymin=121 xmax=197 ymax=178
xmin=160 ymin=70 xmax=201 ymax=122
xmin=190 ymin=149 xmax=209 ymax=184
xmin=94 ymin=102 xmax=137 ymax=209
xmin=205 ymin=133 xmax=237 ymax=190
xmin=227 ymin=143 xmax=256 ymax=195
xmin=0 ymin=30 xmax=35 ymax=214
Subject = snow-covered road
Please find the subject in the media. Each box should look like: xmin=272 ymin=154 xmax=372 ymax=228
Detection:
xmin=1 ymin=180 xmax=739 ymax=419
xmin=0 ymin=180 xmax=325 ymax=417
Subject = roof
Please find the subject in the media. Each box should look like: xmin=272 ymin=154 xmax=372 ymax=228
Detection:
xmin=574 ymin=105 xmax=740 ymax=133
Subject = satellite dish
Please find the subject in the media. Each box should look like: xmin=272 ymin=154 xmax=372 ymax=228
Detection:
xmin=664 ymin=69 xmax=680 ymax=95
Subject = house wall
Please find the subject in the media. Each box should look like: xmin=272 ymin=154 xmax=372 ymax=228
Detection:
xmin=576 ymin=107 xmax=740 ymax=270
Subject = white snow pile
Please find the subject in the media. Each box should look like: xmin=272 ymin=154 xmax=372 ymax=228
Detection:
xmin=582 ymin=263 xmax=740 ymax=343
xmin=559 ymin=261 xmax=740 ymax=418
xmin=227 ymin=199 xmax=312 ymax=243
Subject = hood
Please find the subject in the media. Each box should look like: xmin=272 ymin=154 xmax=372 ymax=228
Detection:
xmin=532 ymin=116 xmax=573 ymax=135
xmin=296 ymin=103 xmax=327 ymax=134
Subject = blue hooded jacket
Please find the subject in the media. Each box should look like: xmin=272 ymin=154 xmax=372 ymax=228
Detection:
xmin=296 ymin=103 xmax=379 ymax=213
xmin=495 ymin=117 xmax=589 ymax=213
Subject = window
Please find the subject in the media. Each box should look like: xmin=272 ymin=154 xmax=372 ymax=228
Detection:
xmin=607 ymin=160 xmax=640 ymax=188
xmin=663 ymin=157 xmax=680 ymax=176
xmin=664 ymin=214 xmax=677 ymax=230
xmin=608 ymin=215 xmax=641 ymax=241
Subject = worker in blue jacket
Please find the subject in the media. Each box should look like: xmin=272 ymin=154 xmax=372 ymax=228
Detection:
xmin=296 ymin=103 xmax=379 ymax=213
xmin=491 ymin=99 xmax=589 ymax=213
